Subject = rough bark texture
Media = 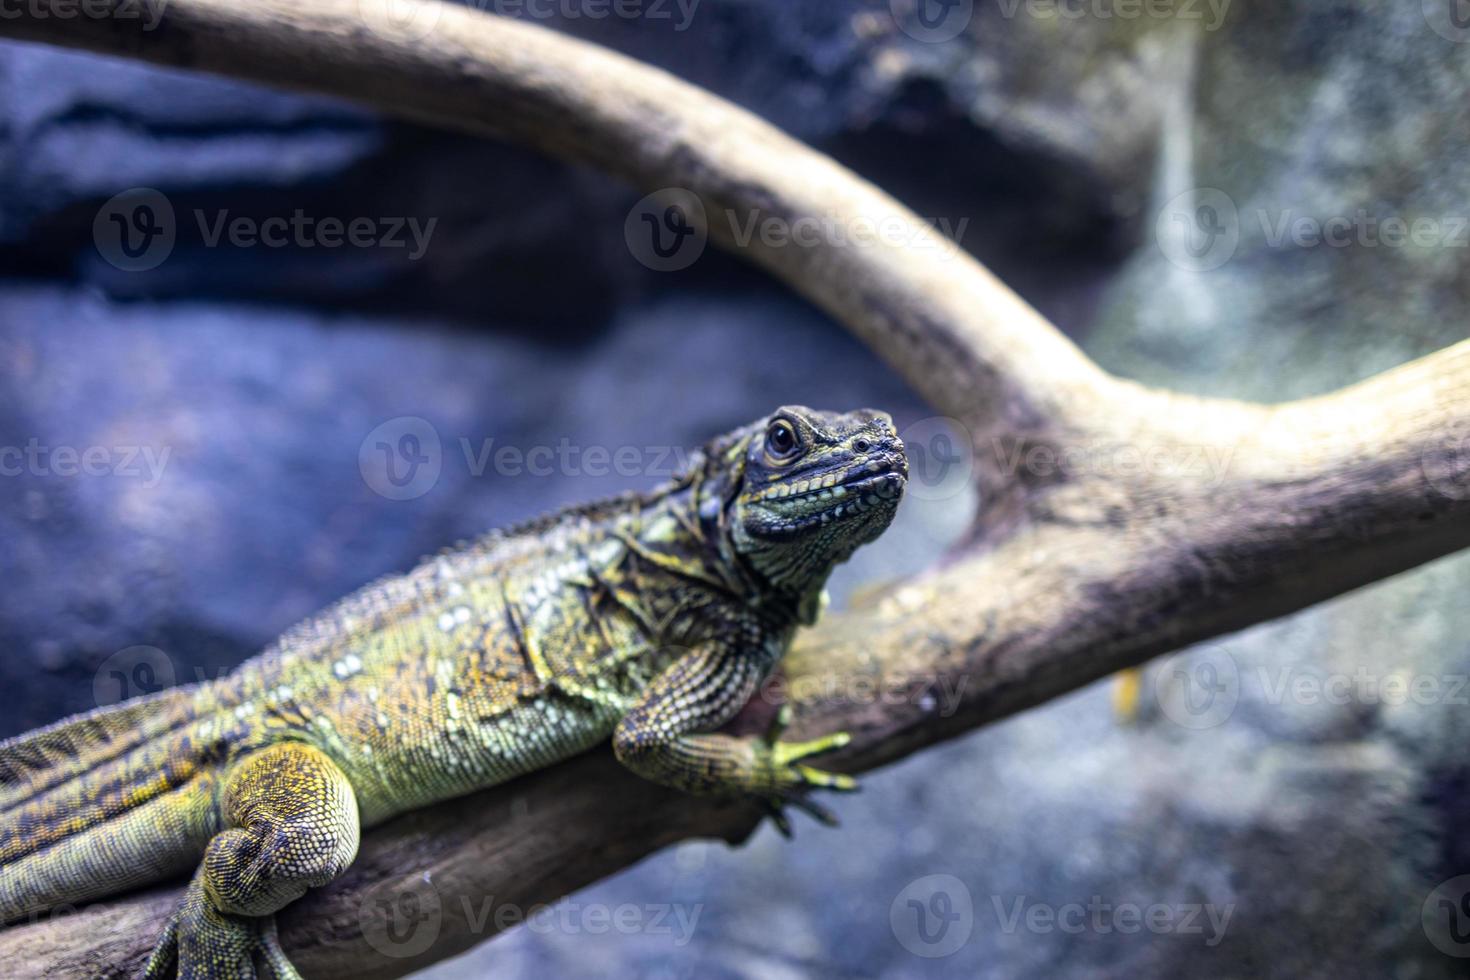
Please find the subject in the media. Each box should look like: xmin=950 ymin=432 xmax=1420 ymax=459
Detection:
xmin=2 ymin=2 xmax=1469 ymax=977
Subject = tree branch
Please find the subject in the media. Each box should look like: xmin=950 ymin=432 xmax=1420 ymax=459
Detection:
xmin=3 ymin=3 xmax=1470 ymax=977
xmin=0 ymin=0 xmax=1110 ymax=433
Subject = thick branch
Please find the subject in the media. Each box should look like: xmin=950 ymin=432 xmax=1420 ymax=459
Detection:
xmin=3 ymin=3 xmax=1470 ymax=979
xmin=7 ymin=337 xmax=1470 ymax=977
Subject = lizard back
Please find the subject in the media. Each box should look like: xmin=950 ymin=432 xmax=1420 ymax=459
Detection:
xmin=0 ymin=478 xmax=724 ymax=922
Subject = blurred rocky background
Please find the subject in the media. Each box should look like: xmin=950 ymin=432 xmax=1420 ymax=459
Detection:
xmin=2 ymin=0 xmax=1469 ymax=976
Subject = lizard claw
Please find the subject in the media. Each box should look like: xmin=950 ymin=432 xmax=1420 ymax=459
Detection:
xmin=794 ymin=763 xmax=858 ymax=791
xmin=769 ymin=730 xmax=856 ymax=788
xmin=138 ymin=873 xmax=303 ymax=980
xmin=785 ymin=793 xmax=841 ymax=826
xmin=761 ymin=798 xmax=796 ymax=838
xmin=756 ymin=706 xmax=859 ymax=835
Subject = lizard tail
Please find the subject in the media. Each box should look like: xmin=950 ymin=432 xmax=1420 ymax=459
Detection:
xmin=0 ymin=685 xmax=201 ymax=813
xmin=0 ymin=717 xmax=212 ymax=864
xmin=0 ymin=775 xmax=216 ymax=924
xmin=0 ymin=707 xmax=224 ymax=923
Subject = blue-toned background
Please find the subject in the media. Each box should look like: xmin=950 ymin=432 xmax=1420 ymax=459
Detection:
xmin=3 ymin=1 xmax=1469 ymax=976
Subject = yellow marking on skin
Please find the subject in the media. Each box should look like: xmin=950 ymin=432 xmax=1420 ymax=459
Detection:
xmin=124 ymin=771 xmax=174 ymax=809
xmin=611 ymin=528 xmax=732 ymax=594
xmin=522 ymin=624 xmax=555 ymax=684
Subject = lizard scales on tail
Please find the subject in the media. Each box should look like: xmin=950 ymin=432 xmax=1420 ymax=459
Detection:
xmin=0 ymin=405 xmax=907 ymax=978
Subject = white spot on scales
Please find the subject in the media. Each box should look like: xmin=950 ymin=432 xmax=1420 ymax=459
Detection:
xmin=332 ymin=653 xmax=364 ymax=680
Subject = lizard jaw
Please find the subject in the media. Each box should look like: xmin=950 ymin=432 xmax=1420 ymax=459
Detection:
xmin=748 ymin=469 xmax=905 ymax=537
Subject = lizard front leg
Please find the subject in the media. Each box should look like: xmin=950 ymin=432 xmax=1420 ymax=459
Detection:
xmin=140 ymin=742 xmax=360 ymax=979
xmin=612 ymin=643 xmax=857 ymax=835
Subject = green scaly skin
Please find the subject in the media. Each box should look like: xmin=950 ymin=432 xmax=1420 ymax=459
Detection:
xmin=0 ymin=405 xmax=907 ymax=977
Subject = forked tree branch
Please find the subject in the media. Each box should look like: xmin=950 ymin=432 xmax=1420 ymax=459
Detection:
xmin=3 ymin=3 xmax=1470 ymax=977
xmin=0 ymin=0 xmax=1109 ymax=436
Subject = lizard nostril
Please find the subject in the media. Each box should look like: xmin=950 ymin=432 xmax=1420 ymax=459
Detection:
xmin=854 ymin=439 xmax=872 ymax=453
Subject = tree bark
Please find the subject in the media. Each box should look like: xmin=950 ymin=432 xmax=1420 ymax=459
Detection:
xmin=2 ymin=2 xmax=1469 ymax=977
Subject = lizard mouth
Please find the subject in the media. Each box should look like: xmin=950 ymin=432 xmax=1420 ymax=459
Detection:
xmin=757 ymin=460 xmax=907 ymax=505
xmin=755 ymin=465 xmax=905 ymax=532
xmin=840 ymin=469 xmax=906 ymax=498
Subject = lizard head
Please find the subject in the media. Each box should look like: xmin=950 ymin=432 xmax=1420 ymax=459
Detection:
xmin=706 ymin=405 xmax=907 ymax=598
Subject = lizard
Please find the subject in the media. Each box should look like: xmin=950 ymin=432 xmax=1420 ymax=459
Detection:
xmin=0 ymin=405 xmax=908 ymax=978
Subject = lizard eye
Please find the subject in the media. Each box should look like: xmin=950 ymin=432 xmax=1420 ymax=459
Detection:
xmin=765 ymin=419 xmax=800 ymax=461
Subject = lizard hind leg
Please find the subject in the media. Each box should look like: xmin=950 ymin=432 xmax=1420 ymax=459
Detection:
xmin=140 ymin=742 xmax=360 ymax=979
